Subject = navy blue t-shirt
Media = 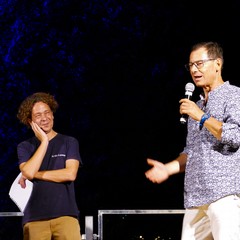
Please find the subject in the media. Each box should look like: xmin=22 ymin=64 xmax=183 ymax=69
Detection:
xmin=17 ymin=133 xmax=82 ymax=226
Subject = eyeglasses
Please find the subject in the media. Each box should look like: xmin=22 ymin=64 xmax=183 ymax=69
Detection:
xmin=185 ymin=59 xmax=216 ymax=71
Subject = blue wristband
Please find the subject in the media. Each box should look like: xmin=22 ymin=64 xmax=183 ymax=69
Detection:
xmin=199 ymin=113 xmax=211 ymax=130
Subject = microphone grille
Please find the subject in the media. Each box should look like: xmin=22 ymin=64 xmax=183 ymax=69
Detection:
xmin=185 ymin=82 xmax=195 ymax=92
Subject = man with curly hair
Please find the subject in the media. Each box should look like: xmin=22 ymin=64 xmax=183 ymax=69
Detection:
xmin=17 ymin=92 xmax=82 ymax=240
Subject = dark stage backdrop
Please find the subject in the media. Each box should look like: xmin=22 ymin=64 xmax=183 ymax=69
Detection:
xmin=1 ymin=0 xmax=240 ymax=239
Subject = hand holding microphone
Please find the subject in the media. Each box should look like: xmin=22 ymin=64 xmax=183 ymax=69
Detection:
xmin=180 ymin=82 xmax=195 ymax=124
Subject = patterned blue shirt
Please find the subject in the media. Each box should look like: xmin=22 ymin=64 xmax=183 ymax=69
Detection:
xmin=182 ymin=81 xmax=240 ymax=208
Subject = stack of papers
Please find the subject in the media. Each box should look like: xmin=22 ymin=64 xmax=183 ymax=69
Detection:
xmin=9 ymin=172 xmax=33 ymax=213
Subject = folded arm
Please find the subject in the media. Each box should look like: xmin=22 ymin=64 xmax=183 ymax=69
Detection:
xmin=34 ymin=159 xmax=80 ymax=182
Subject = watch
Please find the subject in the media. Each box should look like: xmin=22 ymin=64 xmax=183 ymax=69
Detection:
xmin=199 ymin=113 xmax=211 ymax=130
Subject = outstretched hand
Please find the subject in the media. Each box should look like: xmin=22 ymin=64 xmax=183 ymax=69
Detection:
xmin=145 ymin=158 xmax=169 ymax=184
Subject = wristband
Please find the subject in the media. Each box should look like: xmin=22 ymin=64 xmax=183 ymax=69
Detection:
xmin=199 ymin=113 xmax=211 ymax=130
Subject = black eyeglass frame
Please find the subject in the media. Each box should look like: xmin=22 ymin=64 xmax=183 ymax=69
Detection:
xmin=185 ymin=58 xmax=216 ymax=71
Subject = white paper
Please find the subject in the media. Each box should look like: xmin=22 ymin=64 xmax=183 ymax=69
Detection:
xmin=9 ymin=172 xmax=33 ymax=212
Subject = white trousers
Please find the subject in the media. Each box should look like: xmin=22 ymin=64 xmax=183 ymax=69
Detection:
xmin=181 ymin=194 xmax=240 ymax=240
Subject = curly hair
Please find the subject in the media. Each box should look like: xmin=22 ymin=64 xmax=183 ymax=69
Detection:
xmin=17 ymin=92 xmax=59 ymax=127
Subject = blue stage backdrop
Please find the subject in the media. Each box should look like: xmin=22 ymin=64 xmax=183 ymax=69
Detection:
xmin=1 ymin=1 xmax=240 ymax=239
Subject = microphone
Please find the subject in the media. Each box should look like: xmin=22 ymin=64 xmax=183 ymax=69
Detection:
xmin=180 ymin=82 xmax=195 ymax=124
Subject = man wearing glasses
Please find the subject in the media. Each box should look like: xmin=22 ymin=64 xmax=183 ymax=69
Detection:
xmin=145 ymin=41 xmax=240 ymax=239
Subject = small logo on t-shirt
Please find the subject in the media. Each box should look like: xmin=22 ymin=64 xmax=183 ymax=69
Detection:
xmin=52 ymin=154 xmax=66 ymax=158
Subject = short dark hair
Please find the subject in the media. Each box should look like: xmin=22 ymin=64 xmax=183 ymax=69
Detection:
xmin=191 ymin=41 xmax=224 ymax=68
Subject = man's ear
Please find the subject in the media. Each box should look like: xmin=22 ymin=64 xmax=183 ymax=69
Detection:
xmin=27 ymin=118 xmax=32 ymax=126
xmin=216 ymin=58 xmax=222 ymax=71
